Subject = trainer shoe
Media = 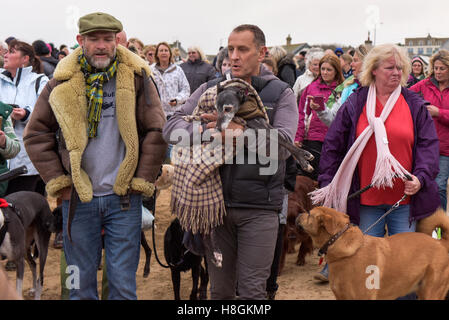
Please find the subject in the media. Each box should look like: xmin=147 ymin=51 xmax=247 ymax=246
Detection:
xmin=313 ymin=263 xmax=329 ymax=283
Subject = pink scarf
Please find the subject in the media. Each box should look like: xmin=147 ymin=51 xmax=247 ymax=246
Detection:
xmin=310 ymin=84 xmax=411 ymax=212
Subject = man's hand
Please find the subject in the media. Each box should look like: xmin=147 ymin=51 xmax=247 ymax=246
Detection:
xmin=0 ymin=131 xmax=6 ymax=149
xmin=427 ymin=105 xmax=439 ymax=117
xmin=169 ymin=99 xmax=177 ymax=107
xmin=201 ymin=112 xmax=244 ymax=140
xmin=404 ymin=174 xmax=421 ymax=196
xmin=11 ymin=108 xmax=26 ymax=121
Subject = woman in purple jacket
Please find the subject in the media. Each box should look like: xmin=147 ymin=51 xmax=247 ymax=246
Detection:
xmin=295 ymin=54 xmax=344 ymax=179
xmin=311 ymin=44 xmax=440 ymax=287
xmin=315 ymin=44 xmax=439 ymax=229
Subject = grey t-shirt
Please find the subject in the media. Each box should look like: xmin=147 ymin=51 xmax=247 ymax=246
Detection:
xmin=81 ymin=78 xmax=126 ymax=196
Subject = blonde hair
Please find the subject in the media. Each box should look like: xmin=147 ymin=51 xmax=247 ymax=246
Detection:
xmin=345 ymin=44 xmax=370 ymax=87
xmin=269 ymin=46 xmax=287 ymax=64
xmin=188 ymin=46 xmax=206 ymax=61
xmin=360 ymin=44 xmax=410 ymax=87
xmin=428 ymin=49 xmax=449 ymax=79
xmin=128 ymin=38 xmax=144 ymax=51
xmin=143 ymin=45 xmax=156 ymax=55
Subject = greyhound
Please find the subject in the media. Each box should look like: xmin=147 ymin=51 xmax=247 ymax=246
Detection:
xmin=214 ymin=84 xmax=314 ymax=173
xmin=0 ymin=191 xmax=55 ymax=299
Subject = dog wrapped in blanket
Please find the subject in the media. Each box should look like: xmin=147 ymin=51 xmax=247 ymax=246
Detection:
xmin=170 ymin=78 xmax=314 ymax=267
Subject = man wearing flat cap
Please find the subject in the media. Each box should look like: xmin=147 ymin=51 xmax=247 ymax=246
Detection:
xmin=24 ymin=12 xmax=167 ymax=299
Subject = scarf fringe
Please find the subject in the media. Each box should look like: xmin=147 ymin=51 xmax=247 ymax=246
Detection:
xmin=371 ymin=153 xmax=410 ymax=189
xmin=170 ymin=195 xmax=227 ymax=235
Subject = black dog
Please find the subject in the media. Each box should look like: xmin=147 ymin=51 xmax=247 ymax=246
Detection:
xmin=0 ymin=191 xmax=55 ymax=299
xmin=164 ymin=218 xmax=208 ymax=300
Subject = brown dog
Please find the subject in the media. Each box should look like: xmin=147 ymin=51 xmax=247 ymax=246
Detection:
xmin=297 ymin=206 xmax=449 ymax=300
xmin=279 ymin=176 xmax=316 ymax=274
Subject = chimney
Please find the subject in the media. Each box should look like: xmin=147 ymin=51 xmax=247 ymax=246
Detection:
xmin=286 ymin=34 xmax=292 ymax=46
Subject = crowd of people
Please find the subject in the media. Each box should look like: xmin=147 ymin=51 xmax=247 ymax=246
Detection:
xmin=0 ymin=11 xmax=448 ymax=301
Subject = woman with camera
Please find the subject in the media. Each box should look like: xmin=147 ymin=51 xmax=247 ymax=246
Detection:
xmin=294 ymin=54 xmax=344 ymax=180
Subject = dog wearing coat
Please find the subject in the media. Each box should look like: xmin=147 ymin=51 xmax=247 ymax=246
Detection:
xmin=297 ymin=206 xmax=449 ymax=300
xmin=0 ymin=191 xmax=55 ymax=299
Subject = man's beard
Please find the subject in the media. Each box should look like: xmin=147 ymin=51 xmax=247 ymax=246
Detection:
xmin=85 ymin=48 xmax=116 ymax=69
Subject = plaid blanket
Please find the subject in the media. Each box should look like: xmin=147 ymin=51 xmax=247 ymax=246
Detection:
xmin=171 ymin=78 xmax=268 ymax=235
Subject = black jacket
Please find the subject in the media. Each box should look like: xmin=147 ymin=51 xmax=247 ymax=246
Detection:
xmin=180 ymin=59 xmax=216 ymax=94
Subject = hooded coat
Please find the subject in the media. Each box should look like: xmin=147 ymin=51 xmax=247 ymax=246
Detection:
xmin=410 ymin=77 xmax=449 ymax=157
xmin=150 ymin=63 xmax=190 ymax=117
xmin=0 ymin=66 xmax=48 ymax=175
xmin=319 ymin=86 xmax=440 ymax=225
xmin=295 ymin=78 xmax=338 ymax=143
xmin=23 ymin=46 xmax=167 ymax=203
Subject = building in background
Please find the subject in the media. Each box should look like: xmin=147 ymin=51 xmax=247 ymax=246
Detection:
xmin=405 ymin=34 xmax=449 ymax=57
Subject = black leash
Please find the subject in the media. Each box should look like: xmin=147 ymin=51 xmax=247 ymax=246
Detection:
xmin=150 ymin=191 xmax=170 ymax=269
xmin=363 ymin=195 xmax=408 ymax=235
xmin=346 ymin=174 xmax=413 ymax=235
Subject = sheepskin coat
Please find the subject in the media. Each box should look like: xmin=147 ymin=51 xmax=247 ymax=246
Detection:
xmin=23 ymin=46 xmax=167 ymax=203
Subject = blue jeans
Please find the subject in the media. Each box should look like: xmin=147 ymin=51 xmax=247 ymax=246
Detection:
xmin=359 ymin=204 xmax=417 ymax=300
xmin=436 ymin=155 xmax=449 ymax=211
xmin=359 ymin=204 xmax=415 ymax=237
xmin=62 ymin=194 xmax=142 ymax=300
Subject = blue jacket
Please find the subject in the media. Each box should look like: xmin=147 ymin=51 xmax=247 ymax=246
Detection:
xmin=318 ymin=86 xmax=440 ymax=225
xmin=0 ymin=67 xmax=48 ymax=175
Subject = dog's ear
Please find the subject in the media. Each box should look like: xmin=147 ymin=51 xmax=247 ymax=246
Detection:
xmin=237 ymin=89 xmax=247 ymax=104
xmin=319 ymin=211 xmax=338 ymax=235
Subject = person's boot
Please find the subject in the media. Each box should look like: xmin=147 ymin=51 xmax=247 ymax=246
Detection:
xmin=313 ymin=263 xmax=329 ymax=283
xmin=53 ymin=232 xmax=63 ymax=249
xmin=267 ymin=290 xmax=277 ymax=300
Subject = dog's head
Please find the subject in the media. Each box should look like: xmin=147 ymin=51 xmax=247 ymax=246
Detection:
xmin=296 ymin=206 xmax=351 ymax=249
xmin=48 ymin=206 xmax=63 ymax=233
xmin=215 ymin=84 xmax=247 ymax=132
xmin=155 ymin=164 xmax=174 ymax=191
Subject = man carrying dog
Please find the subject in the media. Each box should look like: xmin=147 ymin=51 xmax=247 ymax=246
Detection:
xmin=163 ymin=24 xmax=298 ymax=299
xmin=23 ymin=12 xmax=167 ymax=299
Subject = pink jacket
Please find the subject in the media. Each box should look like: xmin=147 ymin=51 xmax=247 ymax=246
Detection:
xmin=410 ymin=78 xmax=449 ymax=156
xmin=295 ymin=78 xmax=337 ymax=143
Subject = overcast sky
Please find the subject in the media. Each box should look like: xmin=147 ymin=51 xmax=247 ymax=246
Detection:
xmin=3 ymin=0 xmax=449 ymax=55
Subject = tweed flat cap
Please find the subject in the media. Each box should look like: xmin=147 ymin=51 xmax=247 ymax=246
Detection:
xmin=78 ymin=12 xmax=123 ymax=35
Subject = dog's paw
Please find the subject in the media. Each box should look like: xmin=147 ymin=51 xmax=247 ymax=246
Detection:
xmin=296 ymin=257 xmax=306 ymax=266
xmin=28 ymin=288 xmax=36 ymax=297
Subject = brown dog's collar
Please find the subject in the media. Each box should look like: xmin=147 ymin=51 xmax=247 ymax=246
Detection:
xmin=318 ymin=223 xmax=352 ymax=256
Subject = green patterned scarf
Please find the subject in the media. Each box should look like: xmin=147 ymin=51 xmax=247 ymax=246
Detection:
xmin=79 ymin=52 xmax=118 ymax=138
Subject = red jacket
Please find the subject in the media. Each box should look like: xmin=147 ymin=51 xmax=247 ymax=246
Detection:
xmin=410 ymin=78 xmax=449 ymax=156
xmin=295 ymin=78 xmax=337 ymax=143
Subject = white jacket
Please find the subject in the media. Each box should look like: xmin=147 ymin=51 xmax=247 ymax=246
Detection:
xmin=293 ymin=69 xmax=315 ymax=99
xmin=0 ymin=67 xmax=48 ymax=175
xmin=150 ymin=63 xmax=190 ymax=117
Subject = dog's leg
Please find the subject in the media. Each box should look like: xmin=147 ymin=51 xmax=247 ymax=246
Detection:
xmin=296 ymin=234 xmax=313 ymax=266
xmin=279 ymin=227 xmax=289 ymax=275
xmin=35 ymin=231 xmax=51 ymax=300
xmin=25 ymin=247 xmax=37 ymax=298
xmin=140 ymin=231 xmax=152 ymax=278
xmin=15 ymin=258 xmax=25 ymax=299
xmin=189 ymin=264 xmax=200 ymax=300
xmin=171 ymin=268 xmax=182 ymax=300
